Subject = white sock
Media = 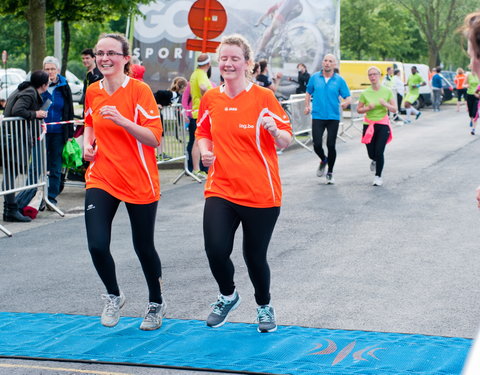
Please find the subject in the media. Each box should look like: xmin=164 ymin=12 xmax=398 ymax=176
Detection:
xmin=222 ymin=289 xmax=237 ymax=301
xmin=411 ymin=107 xmax=419 ymax=115
xmin=406 ymin=108 xmax=412 ymax=120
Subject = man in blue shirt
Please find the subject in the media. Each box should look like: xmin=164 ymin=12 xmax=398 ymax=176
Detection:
xmin=305 ymin=54 xmax=351 ymax=184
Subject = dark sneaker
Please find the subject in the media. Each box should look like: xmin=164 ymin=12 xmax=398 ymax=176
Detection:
xmin=325 ymin=173 xmax=335 ymax=185
xmin=471 ymin=129 xmax=476 ymax=135
xmin=140 ymin=301 xmax=167 ymax=331
xmin=370 ymin=161 xmax=376 ymax=173
xmin=415 ymin=111 xmax=422 ymax=120
xmin=257 ymin=305 xmax=277 ymax=333
xmin=101 ymin=291 xmax=125 ymax=327
xmin=206 ymin=292 xmax=241 ymax=328
xmin=316 ymin=160 xmax=328 ymax=177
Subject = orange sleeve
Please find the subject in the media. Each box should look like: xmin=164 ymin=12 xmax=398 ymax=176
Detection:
xmin=195 ymin=94 xmax=212 ymax=140
xmin=136 ymin=82 xmax=163 ymax=143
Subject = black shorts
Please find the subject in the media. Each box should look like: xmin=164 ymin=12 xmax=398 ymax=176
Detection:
xmin=456 ymin=88 xmax=467 ymax=101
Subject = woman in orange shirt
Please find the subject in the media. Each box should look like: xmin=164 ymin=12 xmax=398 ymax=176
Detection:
xmin=196 ymin=34 xmax=292 ymax=333
xmin=454 ymin=68 xmax=467 ymax=112
xmin=83 ymin=33 xmax=164 ymax=331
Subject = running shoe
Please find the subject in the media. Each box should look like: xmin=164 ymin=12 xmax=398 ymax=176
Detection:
xmin=325 ymin=173 xmax=335 ymax=185
xmin=404 ymin=119 xmax=412 ymax=124
xmin=101 ymin=291 xmax=125 ymax=327
xmin=415 ymin=111 xmax=422 ymax=120
xmin=316 ymin=159 xmax=328 ymax=177
xmin=193 ymin=170 xmax=207 ymax=180
xmin=257 ymin=305 xmax=277 ymax=333
xmin=471 ymin=129 xmax=476 ymax=135
xmin=373 ymin=176 xmax=383 ymax=186
xmin=370 ymin=161 xmax=376 ymax=173
xmin=207 ymin=292 xmax=241 ymax=328
xmin=140 ymin=300 xmax=167 ymax=331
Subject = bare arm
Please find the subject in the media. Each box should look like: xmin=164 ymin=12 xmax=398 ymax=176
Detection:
xmin=198 ymin=137 xmax=215 ymax=167
xmin=304 ymin=92 xmax=312 ymax=114
xmin=83 ymin=126 xmax=97 ymax=162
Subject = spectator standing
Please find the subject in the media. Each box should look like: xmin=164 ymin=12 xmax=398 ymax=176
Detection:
xmin=42 ymin=56 xmax=74 ymax=206
xmin=80 ymin=48 xmax=103 ymax=107
xmin=304 ymin=54 xmax=351 ymax=184
xmin=431 ymin=67 xmax=443 ymax=112
xmin=256 ymin=59 xmax=282 ymax=93
xmin=288 ymin=63 xmax=310 ymax=94
xmin=130 ymin=56 xmax=145 ymax=81
xmin=2 ymin=71 xmax=49 ymax=222
xmin=392 ymin=69 xmax=404 ymax=122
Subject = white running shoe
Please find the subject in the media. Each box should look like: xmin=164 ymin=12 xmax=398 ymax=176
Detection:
xmin=325 ymin=173 xmax=335 ymax=185
xmin=373 ymin=176 xmax=383 ymax=186
xmin=140 ymin=300 xmax=167 ymax=331
xmin=101 ymin=291 xmax=126 ymax=327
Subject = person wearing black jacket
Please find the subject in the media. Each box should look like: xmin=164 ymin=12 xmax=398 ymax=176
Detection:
xmin=2 ymin=70 xmax=49 ymax=222
xmin=289 ymin=63 xmax=310 ymax=94
xmin=42 ymin=56 xmax=74 ymax=205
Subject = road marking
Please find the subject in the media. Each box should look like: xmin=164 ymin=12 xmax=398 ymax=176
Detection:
xmin=0 ymin=363 xmax=132 ymax=375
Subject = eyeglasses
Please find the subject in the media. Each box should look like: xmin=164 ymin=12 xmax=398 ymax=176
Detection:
xmin=94 ymin=51 xmax=125 ymax=57
xmin=368 ymin=73 xmax=380 ymax=76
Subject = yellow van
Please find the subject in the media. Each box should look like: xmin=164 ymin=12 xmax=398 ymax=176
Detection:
xmin=339 ymin=60 xmax=404 ymax=90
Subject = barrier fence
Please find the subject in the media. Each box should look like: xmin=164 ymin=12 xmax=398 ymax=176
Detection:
xmin=0 ymin=117 xmax=63 ymax=237
xmin=157 ymin=104 xmax=202 ymax=183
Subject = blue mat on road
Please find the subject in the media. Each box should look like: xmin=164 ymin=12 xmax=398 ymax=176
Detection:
xmin=0 ymin=312 xmax=472 ymax=374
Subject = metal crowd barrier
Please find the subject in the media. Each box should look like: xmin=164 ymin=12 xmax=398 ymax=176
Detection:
xmin=279 ymin=93 xmax=313 ymax=152
xmin=157 ymin=104 xmax=202 ymax=183
xmin=0 ymin=117 xmax=63 ymax=237
xmin=339 ymin=89 xmax=364 ymax=139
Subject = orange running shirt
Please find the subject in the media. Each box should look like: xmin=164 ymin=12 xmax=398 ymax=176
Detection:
xmin=454 ymin=74 xmax=466 ymax=90
xmin=196 ymin=83 xmax=292 ymax=208
xmin=84 ymin=76 xmax=163 ymax=204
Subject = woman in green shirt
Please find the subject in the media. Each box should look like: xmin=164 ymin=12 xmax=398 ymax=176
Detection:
xmin=465 ymin=71 xmax=479 ymax=134
xmin=357 ymin=66 xmax=398 ymax=186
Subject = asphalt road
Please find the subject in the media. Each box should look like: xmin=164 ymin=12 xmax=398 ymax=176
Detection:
xmin=1 ymin=104 xmax=479 ymax=374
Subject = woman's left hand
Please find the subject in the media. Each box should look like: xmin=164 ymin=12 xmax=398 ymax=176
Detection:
xmin=379 ymin=98 xmax=388 ymax=107
xmin=262 ymin=116 xmax=279 ymax=137
xmin=99 ymin=105 xmax=127 ymax=127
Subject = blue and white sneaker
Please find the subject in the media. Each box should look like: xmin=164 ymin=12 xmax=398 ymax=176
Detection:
xmin=415 ymin=111 xmax=422 ymax=120
xmin=257 ymin=305 xmax=277 ymax=333
xmin=207 ymin=292 xmax=241 ymax=328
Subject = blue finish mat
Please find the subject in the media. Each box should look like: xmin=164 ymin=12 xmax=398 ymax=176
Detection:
xmin=0 ymin=312 xmax=472 ymax=374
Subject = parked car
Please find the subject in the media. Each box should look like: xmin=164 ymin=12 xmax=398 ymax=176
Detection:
xmin=0 ymin=71 xmax=26 ymax=100
xmin=1 ymin=69 xmax=84 ymax=103
xmin=439 ymin=70 xmax=455 ymax=102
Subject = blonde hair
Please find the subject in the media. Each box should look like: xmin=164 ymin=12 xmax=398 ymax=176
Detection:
xmin=367 ymin=66 xmax=382 ymax=75
xmin=457 ymin=67 xmax=465 ymax=75
xmin=217 ymin=34 xmax=254 ymax=79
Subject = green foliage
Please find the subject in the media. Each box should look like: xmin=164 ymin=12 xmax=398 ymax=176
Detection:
xmin=340 ymin=0 xmax=427 ymax=63
xmin=0 ymin=15 xmax=30 ymax=70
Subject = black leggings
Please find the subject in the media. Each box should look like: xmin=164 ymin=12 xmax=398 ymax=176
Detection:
xmin=362 ymin=124 xmax=390 ymax=177
xmin=203 ymin=197 xmax=280 ymax=305
xmin=311 ymin=119 xmax=339 ymax=173
xmin=466 ymin=94 xmax=479 ymax=119
xmin=85 ymin=188 xmax=162 ymax=303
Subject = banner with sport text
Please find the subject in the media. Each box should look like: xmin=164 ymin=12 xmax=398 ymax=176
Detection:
xmin=133 ymin=0 xmax=339 ymax=96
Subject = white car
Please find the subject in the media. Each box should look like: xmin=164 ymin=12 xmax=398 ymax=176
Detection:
xmin=1 ymin=70 xmax=84 ymax=103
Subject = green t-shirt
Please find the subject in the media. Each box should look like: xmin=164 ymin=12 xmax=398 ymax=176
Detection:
xmin=359 ymin=85 xmax=393 ymax=121
xmin=467 ymin=72 xmax=479 ymax=95
xmin=190 ymin=68 xmax=212 ymax=119
xmin=407 ymin=73 xmax=424 ymax=96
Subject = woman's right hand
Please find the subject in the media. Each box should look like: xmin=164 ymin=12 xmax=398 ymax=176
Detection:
xmin=83 ymin=143 xmax=97 ymax=162
xmin=201 ymin=150 xmax=215 ymax=167
xmin=36 ymin=110 xmax=47 ymax=119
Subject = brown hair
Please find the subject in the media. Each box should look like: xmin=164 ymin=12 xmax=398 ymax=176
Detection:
xmin=96 ymin=33 xmax=131 ymax=75
xmin=463 ymin=12 xmax=480 ymax=59
xmin=170 ymin=76 xmax=187 ymax=93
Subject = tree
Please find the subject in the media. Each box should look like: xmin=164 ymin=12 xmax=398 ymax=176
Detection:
xmin=47 ymin=0 xmax=155 ymax=76
xmin=397 ymin=0 xmax=461 ymax=68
